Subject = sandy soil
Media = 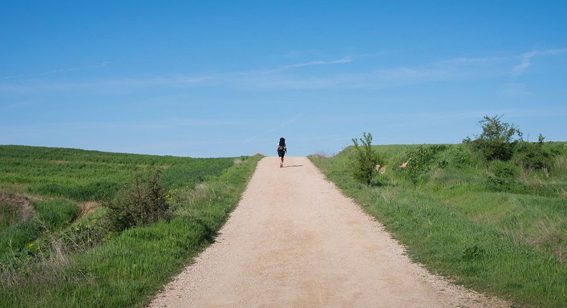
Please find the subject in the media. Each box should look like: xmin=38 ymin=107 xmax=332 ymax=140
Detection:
xmin=150 ymin=157 xmax=508 ymax=307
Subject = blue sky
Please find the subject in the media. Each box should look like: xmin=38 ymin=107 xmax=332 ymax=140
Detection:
xmin=1 ymin=1 xmax=566 ymax=157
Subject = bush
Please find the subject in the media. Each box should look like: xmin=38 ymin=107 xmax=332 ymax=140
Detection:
xmin=104 ymin=170 xmax=170 ymax=231
xmin=485 ymin=160 xmax=520 ymax=192
xmin=351 ymin=132 xmax=383 ymax=185
xmin=513 ymin=135 xmax=553 ymax=171
xmin=444 ymin=144 xmax=476 ymax=167
xmin=467 ymin=115 xmax=522 ymax=161
xmin=400 ymin=145 xmax=446 ymax=184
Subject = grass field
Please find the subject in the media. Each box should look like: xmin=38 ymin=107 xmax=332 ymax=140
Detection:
xmin=0 ymin=145 xmax=260 ymax=307
xmin=0 ymin=145 xmax=234 ymax=201
xmin=311 ymin=142 xmax=567 ymax=307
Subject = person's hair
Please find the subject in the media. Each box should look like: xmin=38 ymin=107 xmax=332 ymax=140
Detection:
xmin=279 ymin=137 xmax=286 ymax=147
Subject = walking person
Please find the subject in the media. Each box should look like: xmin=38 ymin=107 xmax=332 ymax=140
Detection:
xmin=277 ymin=137 xmax=287 ymax=168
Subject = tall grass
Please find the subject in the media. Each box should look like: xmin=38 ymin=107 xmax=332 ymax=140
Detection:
xmin=0 ymin=203 xmax=22 ymax=233
xmin=311 ymin=143 xmax=567 ymax=307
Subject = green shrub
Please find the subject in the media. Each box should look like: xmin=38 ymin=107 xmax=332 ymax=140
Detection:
xmin=486 ymin=160 xmax=519 ymax=192
xmin=513 ymin=135 xmax=553 ymax=171
xmin=400 ymin=145 xmax=446 ymax=184
xmin=351 ymin=132 xmax=383 ymax=185
xmin=492 ymin=160 xmax=518 ymax=178
xmin=104 ymin=170 xmax=170 ymax=231
xmin=444 ymin=144 xmax=476 ymax=167
xmin=467 ymin=115 xmax=522 ymax=161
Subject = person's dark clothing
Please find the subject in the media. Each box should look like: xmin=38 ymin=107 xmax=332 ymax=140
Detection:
xmin=277 ymin=145 xmax=287 ymax=158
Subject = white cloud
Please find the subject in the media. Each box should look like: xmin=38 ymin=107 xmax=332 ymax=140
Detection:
xmin=0 ymin=58 xmax=482 ymax=92
xmin=280 ymin=56 xmax=353 ymax=70
xmin=0 ymin=75 xmax=213 ymax=93
xmin=1 ymin=62 xmax=111 ymax=80
xmin=236 ymin=55 xmax=501 ymax=90
xmin=512 ymin=48 xmax=567 ymax=76
xmin=3 ymin=49 xmax=565 ymax=94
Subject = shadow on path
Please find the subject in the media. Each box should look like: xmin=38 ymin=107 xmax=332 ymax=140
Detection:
xmin=283 ymin=165 xmax=303 ymax=168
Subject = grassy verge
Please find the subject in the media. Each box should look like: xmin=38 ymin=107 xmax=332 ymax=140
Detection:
xmin=310 ymin=145 xmax=567 ymax=307
xmin=0 ymin=155 xmax=261 ymax=307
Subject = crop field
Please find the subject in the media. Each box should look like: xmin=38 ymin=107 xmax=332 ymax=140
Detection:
xmin=311 ymin=142 xmax=567 ymax=307
xmin=0 ymin=145 xmax=234 ymax=201
xmin=0 ymin=145 xmax=260 ymax=307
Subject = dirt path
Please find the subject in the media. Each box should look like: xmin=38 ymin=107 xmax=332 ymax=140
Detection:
xmin=150 ymin=157 xmax=507 ymax=307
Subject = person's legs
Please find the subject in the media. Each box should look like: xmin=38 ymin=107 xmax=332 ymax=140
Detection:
xmin=280 ymin=155 xmax=284 ymax=167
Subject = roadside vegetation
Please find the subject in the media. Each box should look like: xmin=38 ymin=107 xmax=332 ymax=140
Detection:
xmin=0 ymin=145 xmax=260 ymax=307
xmin=311 ymin=116 xmax=567 ymax=307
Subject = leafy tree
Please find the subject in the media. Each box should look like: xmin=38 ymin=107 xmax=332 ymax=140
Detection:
xmin=469 ymin=115 xmax=523 ymax=161
xmin=352 ymin=132 xmax=383 ymax=185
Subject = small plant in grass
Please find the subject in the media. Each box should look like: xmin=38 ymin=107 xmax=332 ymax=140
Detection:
xmin=104 ymin=170 xmax=170 ymax=231
xmin=351 ymin=132 xmax=383 ymax=185
xmin=462 ymin=244 xmax=486 ymax=260
xmin=466 ymin=115 xmax=523 ymax=161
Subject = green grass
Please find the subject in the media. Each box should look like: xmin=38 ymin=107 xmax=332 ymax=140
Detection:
xmin=0 ymin=145 xmax=234 ymax=201
xmin=0 ymin=218 xmax=43 ymax=261
xmin=0 ymin=145 xmax=235 ymax=259
xmin=0 ymin=199 xmax=80 ymax=263
xmin=0 ymin=145 xmax=260 ymax=307
xmin=0 ymin=203 xmax=21 ymax=233
xmin=311 ymin=143 xmax=567 ymax=307
xmin=34 ymin=200 xmax=80 ymax=231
